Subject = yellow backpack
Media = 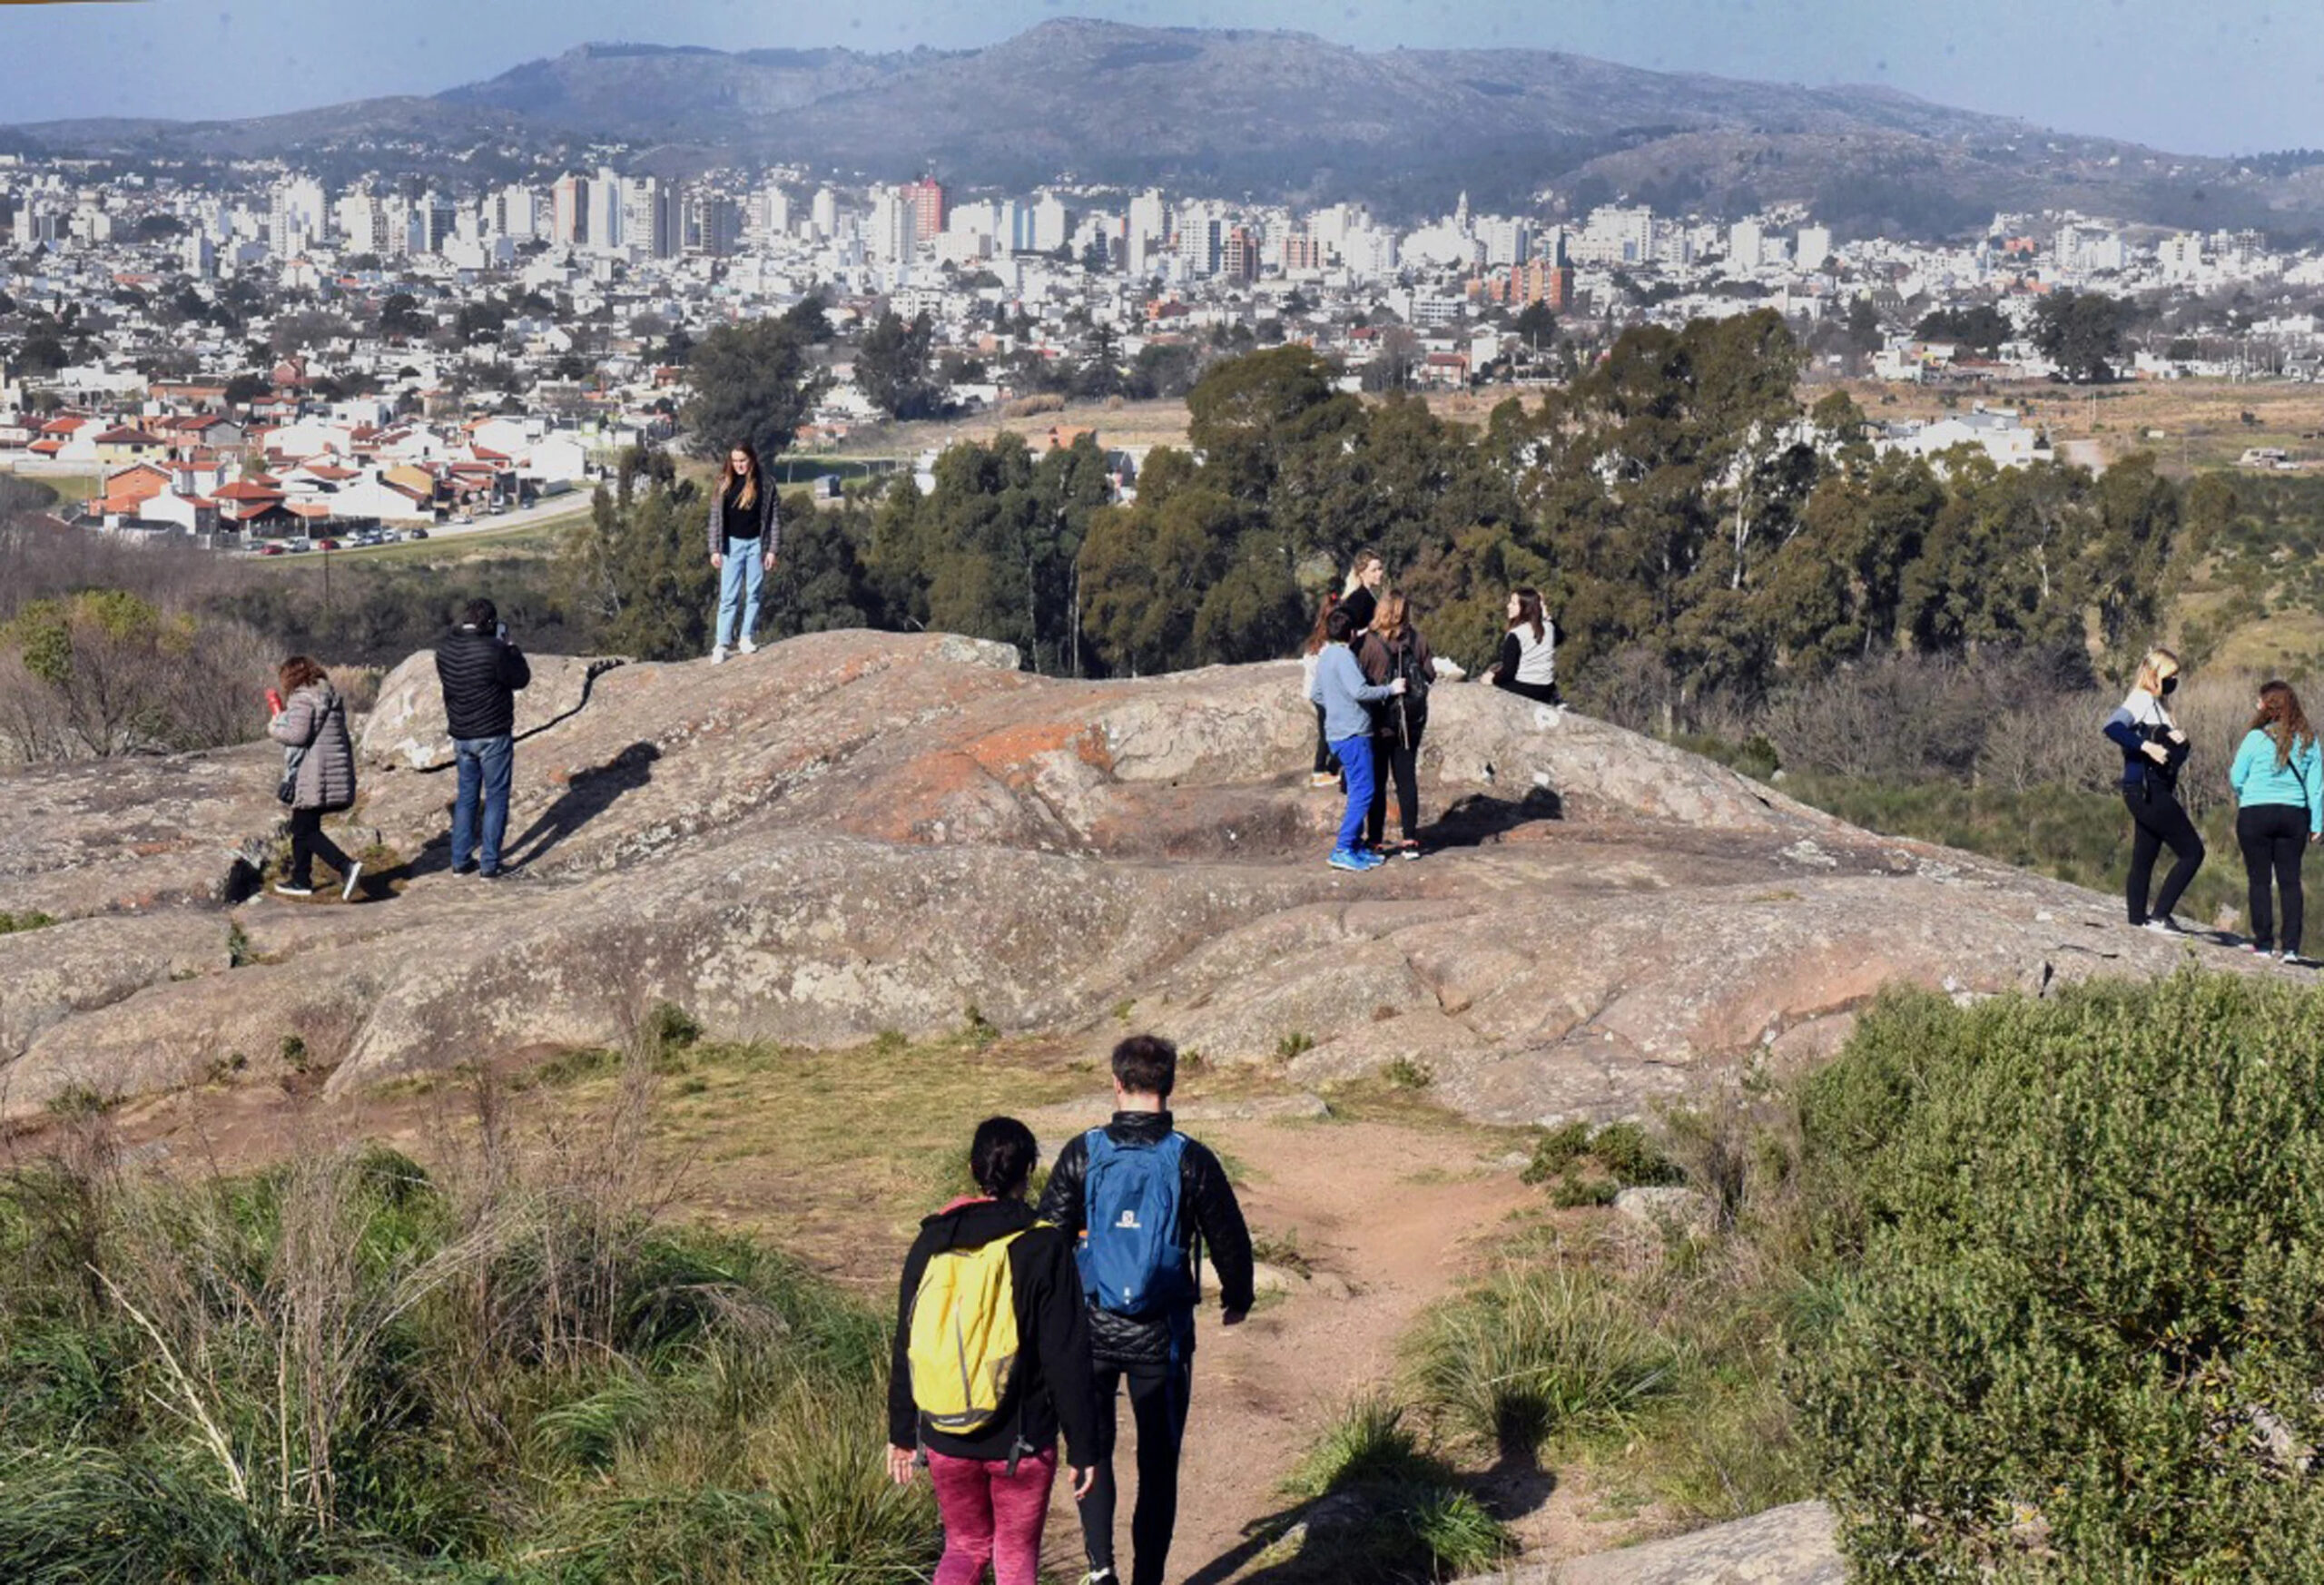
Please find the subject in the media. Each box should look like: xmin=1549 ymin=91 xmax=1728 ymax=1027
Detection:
xmin=907 ymin=1226 xmax=1034 ymax=1435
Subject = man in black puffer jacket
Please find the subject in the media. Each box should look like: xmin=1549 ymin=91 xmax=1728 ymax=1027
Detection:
xmin=1037 ymin=1034 xmax=1254 ymax=1585
xmin=434 ymin=597 xmax=531 ymax=879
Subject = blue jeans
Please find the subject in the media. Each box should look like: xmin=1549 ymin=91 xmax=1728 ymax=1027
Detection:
xmin=1332 ymin=734 xmax=1375 ymax=854
xmin=715 ymin=537 xmax=764 ymax=648
xmin=451 ymin=734 xmax=515 ymax=873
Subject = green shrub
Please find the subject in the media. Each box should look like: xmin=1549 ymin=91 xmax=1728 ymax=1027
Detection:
xmin=1409 ymin=1264 xmax=1683 ymax=1452
xmin=0 ymin=1133 xmax=929 ymax=1584
xmin=1793 ymin=973 xmax=2324 ymax=1579
xmin=1275 ymin=1396 xmax=1512 ymax=1581
xmin=0 ymin=910 xmax=56 ymax=935
xmin=1521 ymin=1120 xmax=1592 ymax=1185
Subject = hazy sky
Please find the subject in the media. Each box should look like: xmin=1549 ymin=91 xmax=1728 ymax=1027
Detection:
xmin=0 ymin=0 xmax=2311 ymax=156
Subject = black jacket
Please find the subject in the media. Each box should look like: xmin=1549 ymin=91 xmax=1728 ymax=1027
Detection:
xmin=434 ymin=625 xmax=532 ymax=742
xmin=1035 ymin=1111 xmax=1256 ymax=1367
xmin=888 ymin=1197 xmax=1098 ymax=1465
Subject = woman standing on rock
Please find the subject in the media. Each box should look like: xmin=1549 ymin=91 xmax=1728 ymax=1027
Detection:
xmin=266 ymin=655 xmax=363 ymax=901
xmin=2103 ymin=646 xmax=2201 ymax=934
xmin=2229 ymin=679 xmax=2322 ymax=962
xmin=707 ymin=441 xmax=780 ymax=665
xmin=1481 ymin=588 xmax=1559 ymax=705
xmin=1359 ymin=593 xmax=1434 ymax=860
xmin=1300 ymin=592 xmax=1343 ymax=791
xmin=1339 ymin=547 xmax=1386 ymax=636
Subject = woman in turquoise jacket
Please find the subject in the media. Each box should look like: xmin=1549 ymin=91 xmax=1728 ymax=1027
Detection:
xmin=2229 ymin=679 xmax=2324 ymax=962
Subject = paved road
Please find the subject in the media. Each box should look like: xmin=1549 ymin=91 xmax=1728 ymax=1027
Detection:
xmin=246 ymin=488 xmax=595 ymax=558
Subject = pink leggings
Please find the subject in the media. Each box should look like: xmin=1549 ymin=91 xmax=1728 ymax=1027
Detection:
xmin=929 ymin=1445 xmax=1058 ymax=1585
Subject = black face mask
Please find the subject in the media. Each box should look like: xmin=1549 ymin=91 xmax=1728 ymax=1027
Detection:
xmin=2161 ymin=675 xmax=2180 ymax=697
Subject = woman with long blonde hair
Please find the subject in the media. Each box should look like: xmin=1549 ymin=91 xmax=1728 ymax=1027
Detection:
xmin=2102 ymin=646 xmax=2202 ymax=933
xmin=2230 ymin=678 xmax=2323 ymax=962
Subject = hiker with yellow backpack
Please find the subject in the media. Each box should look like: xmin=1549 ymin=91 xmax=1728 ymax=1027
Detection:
xmin=888 ymin=1117 xmax=1100 ymax=1585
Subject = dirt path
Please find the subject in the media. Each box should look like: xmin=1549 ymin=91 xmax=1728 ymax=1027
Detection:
xmin=1156 ymin=1116 xmax=1538 ymax=1581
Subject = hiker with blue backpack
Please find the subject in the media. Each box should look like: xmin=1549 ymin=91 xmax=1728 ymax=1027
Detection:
xmin=889 ymin=1117 xmax=1100 ymax=1585
xmin=1037 ymin=1035 xmax=1255 ymax=1585
xmin=1306 ymin=604 xmax=1407 ymax=873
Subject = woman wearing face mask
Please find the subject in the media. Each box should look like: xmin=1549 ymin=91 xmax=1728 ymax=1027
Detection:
xmin=2102 ymin=647 xmax=2203 ymax=934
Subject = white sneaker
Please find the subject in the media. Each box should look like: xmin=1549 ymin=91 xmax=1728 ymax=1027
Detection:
xmin=340 ymin=861 xmax=363 ymax=901
xmin=2141 ymin=917 xmax=2183 ymax=935
xmin=273 ymin=881 xmax=314 ymax=898
xmin=709 ymin=645 xmax=728 ymax=665
xmin=737 ymin=635 xmax=757 ymax=655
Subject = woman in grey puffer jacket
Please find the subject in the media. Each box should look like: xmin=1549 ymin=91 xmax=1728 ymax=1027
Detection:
xmin=266 ymin=655 xmax=363 ymax=900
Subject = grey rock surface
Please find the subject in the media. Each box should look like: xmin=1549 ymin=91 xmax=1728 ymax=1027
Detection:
xmin=1461 ymin=1501 xmax=1843 ymax=1584
xmin=0 ymin=629 xmax=2271 ymax=1119
xmin=358 ymin=651 xmax=616 ymax=771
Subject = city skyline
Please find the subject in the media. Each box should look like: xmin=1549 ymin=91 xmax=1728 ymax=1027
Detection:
xmin=0 ymin=0 xmax=2312 ymax=162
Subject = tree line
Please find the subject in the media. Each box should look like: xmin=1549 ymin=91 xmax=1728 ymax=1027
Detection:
xmin=611 ymin=309 xmax=2203 ymax=721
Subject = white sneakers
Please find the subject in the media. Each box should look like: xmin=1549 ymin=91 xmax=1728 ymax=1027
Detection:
xmin=710 ymin=639 xmax=758 ymax=664
xmin=341 ymin=861 xmax=363 ymax=902
xmin=737 ymin=635 xmax=757 ymax=655
xmin=709 ymin=645 xmax=729 ymax=665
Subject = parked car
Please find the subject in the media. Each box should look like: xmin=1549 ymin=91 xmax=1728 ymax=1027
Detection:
xmin=288 ymin=541 xmax=311 ymax=554
xmin=407 ymin=527 xmax=429 ymax=540
xmin=314 ymin=537 xmax=340 ymax=551
xmin=257 ymin=543 xmax=285 ymax=556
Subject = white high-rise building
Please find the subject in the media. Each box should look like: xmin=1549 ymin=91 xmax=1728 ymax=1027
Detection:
xmin=1127 ymin=188 xmax=1169 ymax=274
xmin=1478 ymin=215 xmax=1529 ymax=269
xmin=621 ymin=176 xmax=678 ymax=259
xmin=1728 ymin=219 xmax=1766 ymax=269
xmin=1573 ymin=204 xmax=1655 ymax=266
xmin=869 ymin=185 xmax=915 ymax=261
xmin=335 ymin=191 xmax=391 ymax=255
xmin=1797 ymin=225 xmax=1832 ymax=272
xmin=758 ymin=183 xmax=792 ymax=240
xmin=493 ymin=184 xmax=541 ymax=242
xmin=586 ymin=167 xmax=623 ymax=255
xmin=810 ymin=186 xmax=839 ymax=241
xmin=269 ymin=174 xmax=329 ymax=256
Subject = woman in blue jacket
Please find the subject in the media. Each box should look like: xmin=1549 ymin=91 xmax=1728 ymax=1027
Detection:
xmin=2229 ymin=679 xmax=2323 ymax=962
xmin=2102 ymin=647 xmax=2201 ymax=933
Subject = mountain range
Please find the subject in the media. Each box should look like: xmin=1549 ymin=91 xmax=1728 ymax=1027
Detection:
xmin=19 ymin=18 xmax=2324 ymax=236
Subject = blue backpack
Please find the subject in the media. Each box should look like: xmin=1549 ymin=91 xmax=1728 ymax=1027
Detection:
xmin=1078 ymin=1129 xmax=1195 ymax=1318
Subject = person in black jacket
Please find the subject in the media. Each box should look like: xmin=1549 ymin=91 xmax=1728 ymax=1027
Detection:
xmin=890 ymin=1117 xmax=1098 ymax=1585
xmin=1037 ymin=1035 xmax=1255 ymax=1585
xmin=434 ymin=597 xmax=532 ymax=879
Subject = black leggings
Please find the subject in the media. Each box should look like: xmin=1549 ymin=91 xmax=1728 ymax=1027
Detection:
xmin=2124 ymin=784 xmax=2204 ymax=926
xmin=288 ymin=806 xmax=355 ymax=890
xmin=1366 ymin=714 xmax=1426 ymax=846
xmin=2238 ymin=802 xmax=2308 ymax=952
xmin=1494 ymin=675 xmax=1561 ymax=705
xmin=1311 ymin=702 xmax=1338 ymax=777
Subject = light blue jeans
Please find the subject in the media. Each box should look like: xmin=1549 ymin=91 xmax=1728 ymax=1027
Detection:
xmin=715 ymin=537 xmax=764 ymax=649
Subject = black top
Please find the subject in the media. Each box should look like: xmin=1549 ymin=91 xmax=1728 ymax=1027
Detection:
xmin=433 ymin=625 xmax=532 ymax=741
xmin=1340 ymin=585 xmax=1378 ymax=635
xmin=1037 ymin=1110 xmax=1256 ymax=1367
xmin=888 ymin=1197 xmax=1099 ymax=1464
xmin=719 ymin=485 xmax=760 ymax=550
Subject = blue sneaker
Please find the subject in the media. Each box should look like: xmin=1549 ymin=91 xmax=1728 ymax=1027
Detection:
xmin=1357 ymin=850 xmax=1388 ymax=870
xmin=1327 ymin=849 xmax=1369 ymax=872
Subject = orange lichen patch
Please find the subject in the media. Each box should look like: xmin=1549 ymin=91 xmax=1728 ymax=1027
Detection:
xmin=960 ymin=720 xmax=1115 ymax=779
xmin=842 ymin=749 xmax=993 ymax=842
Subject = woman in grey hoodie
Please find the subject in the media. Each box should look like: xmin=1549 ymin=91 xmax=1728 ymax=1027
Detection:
xmin=267 ymin=656 xmax=363 ymax=901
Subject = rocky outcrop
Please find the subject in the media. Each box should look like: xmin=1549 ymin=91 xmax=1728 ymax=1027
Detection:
xmin=1462 ymin=1501 xmax=1843 ymax=1584
xmin=0 ymin=629 xmax=2260 ymax=1117
xmin=359 ymin=651 xmax=617 ymax=771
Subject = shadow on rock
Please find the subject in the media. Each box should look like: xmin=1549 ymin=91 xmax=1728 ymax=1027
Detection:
xmin=505 ymin=741 xmax=662 ymax=872
xmin=1430 ymin=787 xmax=1565 ymax=850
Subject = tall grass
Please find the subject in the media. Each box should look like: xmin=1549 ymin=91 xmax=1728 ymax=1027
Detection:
xmin=1268 ymin=1396 xmax=1510 ymax=1582
xmin=0 ymin=1030 xmax=934 ymax=1585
